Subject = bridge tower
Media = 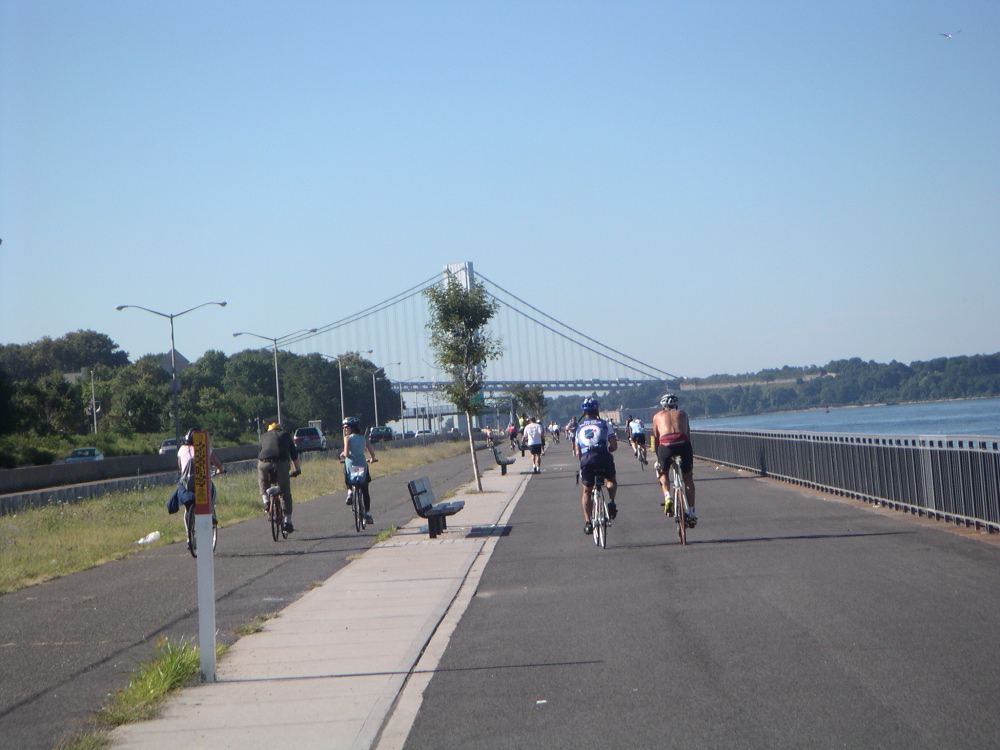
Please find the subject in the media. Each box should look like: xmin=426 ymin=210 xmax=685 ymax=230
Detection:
xmin=443 ymin=261 xmax=474 ymax=290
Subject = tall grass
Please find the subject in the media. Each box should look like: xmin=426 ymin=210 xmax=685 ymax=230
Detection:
xmin=96 ymin=639 xmax=203 ymax=726
xmin=54 ymin=638 xmax=224 ymax=750
xmin=0 ymin=441 xmax=467 ymax=594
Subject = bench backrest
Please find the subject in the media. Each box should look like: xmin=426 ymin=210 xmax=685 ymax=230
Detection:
xmin=407 ymin=477 xmax=436 ymax=512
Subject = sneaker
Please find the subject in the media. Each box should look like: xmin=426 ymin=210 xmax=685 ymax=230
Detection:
xmin=607 ymin=501 xmax=618 ymax=520
xmin=685 ymin=510 xmax=697 ymax=528
xmin=345 ymin=493 xmax=353 ymax=506
xmin=283 ymin=520 xmax=295 ymax=533
xmin=584 ymin=521 xmax=593 ymax=535
xmin=663 ymin=497 xmax=674 ymax=516
xmin=364 ymin=513 xmax=374 ymax=525
xmin=261 ymin=494 xmax=269 ymax=511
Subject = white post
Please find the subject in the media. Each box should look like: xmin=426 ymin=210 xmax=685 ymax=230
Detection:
xmin=196 ymin=514 xmax=216 ymax=681
xmin=192 ymin=431 xmax=216 ymax=682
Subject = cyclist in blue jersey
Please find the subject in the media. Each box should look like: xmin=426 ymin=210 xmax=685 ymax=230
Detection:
xmin=572 ymin=397 xmax=618 ymax=535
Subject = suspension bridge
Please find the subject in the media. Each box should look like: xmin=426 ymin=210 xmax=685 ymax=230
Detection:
xmin=278 ymin=262 xmax=677 ymax=424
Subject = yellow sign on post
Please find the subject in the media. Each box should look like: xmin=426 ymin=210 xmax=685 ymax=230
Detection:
xmin=192 ymin=430 xmax=211 ymax=514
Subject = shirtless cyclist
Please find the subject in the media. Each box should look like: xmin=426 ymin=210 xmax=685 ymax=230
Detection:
xmin=652 ymin=393 xmax=697 ymax=527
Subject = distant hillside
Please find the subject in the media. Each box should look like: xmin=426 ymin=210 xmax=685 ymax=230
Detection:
xmin=546 ymin=354 xmax=1000 ymax=422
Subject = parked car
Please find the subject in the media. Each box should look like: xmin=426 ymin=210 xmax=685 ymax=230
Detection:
xmin=416 ymin=429 xmax=432 ymax=437
xmin=368 ymin=426 xmax=395 ymax=443
xmin=64 ymin=447 xmax=104 ymax=463
xmin=403 ymin=430 xmax=415 ymax=439
xmin=158 ymin=438 xmax=179 ymax=454
xmin=293 ymin=426 xmax=327 ymax=452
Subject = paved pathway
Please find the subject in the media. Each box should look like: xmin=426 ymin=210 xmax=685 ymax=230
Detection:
xmin=107 ymin=438 xmax=1000 ymax=749
xmin=111 ymin=462 xmax=530 ymax=750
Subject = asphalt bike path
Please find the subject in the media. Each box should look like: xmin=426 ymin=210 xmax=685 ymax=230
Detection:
xmin=403 ymin=442 xmax=1000 ymax=750
xmin=0 ymin=449 xmax=481 ymax=750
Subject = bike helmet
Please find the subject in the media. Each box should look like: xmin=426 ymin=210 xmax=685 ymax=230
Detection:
xmin=267 ymin=422 xmax=282 ymax=431
xmin=581 ymin=397 xmax=600 ymax=413
xmin=660 ymin=393 xmax=679 ymax=409
xmin=183 ymin=428 xmax=197 ymax=445
xmin=342 ymin=417 xmax=360 ymax=427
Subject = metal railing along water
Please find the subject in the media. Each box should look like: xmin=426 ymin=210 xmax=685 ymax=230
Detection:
xmin=692 ymin=429 xmax=1000 ymax=533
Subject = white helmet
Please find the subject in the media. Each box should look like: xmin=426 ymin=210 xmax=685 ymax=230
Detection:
xmin=660 ymin=393 xmax=678 ymax=409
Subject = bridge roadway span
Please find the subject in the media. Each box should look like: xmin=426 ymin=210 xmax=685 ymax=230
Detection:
xmin=4 ymin=444 xmax=1000 ymax=748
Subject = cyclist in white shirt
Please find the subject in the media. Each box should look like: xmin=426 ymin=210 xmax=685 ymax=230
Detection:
xmin=572 ymin=398 xmax=618 ymax=534
xmin=626 ymin=415 xmax=646 ymax=457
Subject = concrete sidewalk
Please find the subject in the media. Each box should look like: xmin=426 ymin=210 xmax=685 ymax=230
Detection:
xmin=111 ymin=464 xmax=531 ymax=750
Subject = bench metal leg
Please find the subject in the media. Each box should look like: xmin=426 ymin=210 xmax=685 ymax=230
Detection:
xmin=428 ymin=517 xmax=439 ymax=539
xmin=501 ymin=464 xmax=507 ymax=475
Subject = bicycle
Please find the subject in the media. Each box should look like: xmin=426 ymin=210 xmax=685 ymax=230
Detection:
xmin=265 ymin=485 xmax=287 ymax=541
xmin=667 ymin=455 xmax=691 ymax=545
xmin=263 ymin=467 xmax=299 ymax=542
xmin=591 ymin=474 xmax=610 ymax=549
xmin=183 ymin=468 xmax=223 ymax=558
xmin=633 ymin=437 xmax=648 ymax=469
xmin=345 ymin=463 xmax=370 ymax=532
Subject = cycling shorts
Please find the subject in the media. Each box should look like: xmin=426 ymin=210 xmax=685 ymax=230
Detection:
xmin=656 ymin=441 xmax=693 ymax=474
xmin=629 ymin=431 xmax=646 ymax=444
xmin=579 ymin=450 xmax=616 ymax=487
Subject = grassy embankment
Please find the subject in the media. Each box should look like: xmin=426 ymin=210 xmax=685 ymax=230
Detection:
xmin=0 ymin=441 xmax=467 ymax=594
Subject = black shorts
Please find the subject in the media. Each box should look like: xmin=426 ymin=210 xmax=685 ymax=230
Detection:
xmin=657 ymin=441 xmax=693 ymax=474
xmin=579 ymin=450 xmax=616 ymax=487
xmin=529 ymin=443 xmax=543 ymax=455
xmin=629 ymin=432 xmax=646 ymax=445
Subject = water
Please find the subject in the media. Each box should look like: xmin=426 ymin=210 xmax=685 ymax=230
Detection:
xmin=691 ymin=398 xmax=1000 ymax=438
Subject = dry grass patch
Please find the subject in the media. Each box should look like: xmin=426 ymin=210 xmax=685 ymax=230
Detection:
xmin=0 ymin=442 xmax=469 ymax=594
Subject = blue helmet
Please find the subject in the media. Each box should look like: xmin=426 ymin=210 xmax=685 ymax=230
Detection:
xmin=581 ymin=397 xmax=600 ymax=413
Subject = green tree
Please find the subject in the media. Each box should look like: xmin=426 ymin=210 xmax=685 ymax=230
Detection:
xmin=509 ymin=383 xmax=547 ymax=421
xmin=105 ymin=357 xmax=170 ymax=434
xmin=425 ymin=277 xmax=502 ymax=490
xmin=13 ymin=373 xmax=86 ymax=435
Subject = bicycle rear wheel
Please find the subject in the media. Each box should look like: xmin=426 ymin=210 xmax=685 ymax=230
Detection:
xmin=352 ymin=487 xmax=364 ymax=532
xmin=592 ymin=486 xmax=607 ymax=549
xmin=185 ymin=504 xmax=197 ymax=558
xmin=671 ymin=464 xmax=688 ymax=546
xmin=270 ymin=497 xmax=283 ymax=541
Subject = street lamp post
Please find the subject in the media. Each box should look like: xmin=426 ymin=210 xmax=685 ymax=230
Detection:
xmin=116 ymin=301 xmax=227 ymax=446
xmin=320 ymin=351 xmax=372 ymax=423
xmin=232 ymin=328 xmax=317 ymax=425
xmin=373 ymin=362 xmax=400 ymax=428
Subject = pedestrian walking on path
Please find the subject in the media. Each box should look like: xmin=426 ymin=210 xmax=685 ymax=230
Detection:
xmin=523 ymin=417 xmax=545 ymax=473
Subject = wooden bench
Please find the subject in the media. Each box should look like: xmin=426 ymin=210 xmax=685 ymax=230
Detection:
xmin=406 ymin=477 xmax=466 ymax=539
xmin=491 ymin=445 xmax=516 ymax=475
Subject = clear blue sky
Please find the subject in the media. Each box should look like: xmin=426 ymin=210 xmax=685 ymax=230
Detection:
xmin=2 ymin=1 xmax=997 ymax=379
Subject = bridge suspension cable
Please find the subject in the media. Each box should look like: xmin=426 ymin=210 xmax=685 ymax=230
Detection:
xmin=272 ymin=265 xmax=676 ymax=390
xmin=476 ymin=273 xmax=678 ymax=382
